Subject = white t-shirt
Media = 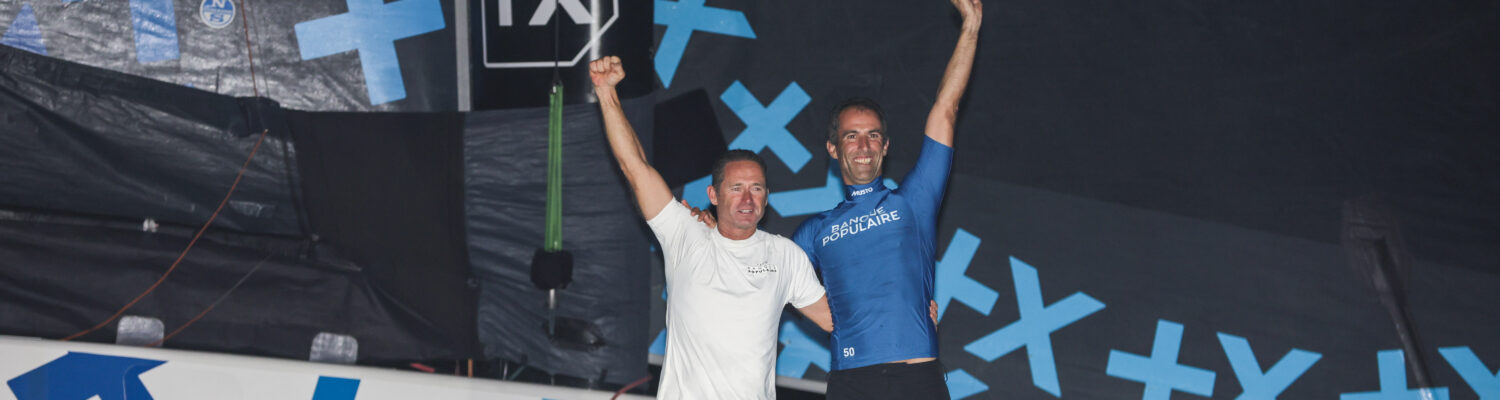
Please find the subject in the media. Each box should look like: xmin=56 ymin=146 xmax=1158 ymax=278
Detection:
xmin=647 ymin=200 xmax=826 ymax=400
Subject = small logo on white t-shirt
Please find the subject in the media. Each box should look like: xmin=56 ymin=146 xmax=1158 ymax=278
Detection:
xmin=746 ymin=262 xmax=778 ymax=274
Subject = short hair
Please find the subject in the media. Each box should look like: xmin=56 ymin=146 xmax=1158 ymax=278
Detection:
xmin=710 ymin=149 xmax=767 ymax=188
xmin=827 ymin=97 xmax=889 ymax=144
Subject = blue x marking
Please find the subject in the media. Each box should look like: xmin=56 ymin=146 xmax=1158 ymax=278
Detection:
xmin=934 ymin=228 xmax=997 ymax=321
xmin=1341 ymin=350 xmax=1449 ymax=400
xmin=965 ymin=256 xmax=1104 ymax=397
xmin=1217 ymin=332 xmax=1321 ymax=400
xmin=294 ymin=0 xmax=445 ymax=105
xmin=653 ymin=0 xmax=754 ymax=87
xmin=1106 ymin=319 xmax=1216 ymax=399
xmin=776 ymin=319 xmax=830 ymax=378
xmin=721 ymin=81 xmax=813 ymax=173
xmin=1438 ymin=346 xmax=1500 ymax=399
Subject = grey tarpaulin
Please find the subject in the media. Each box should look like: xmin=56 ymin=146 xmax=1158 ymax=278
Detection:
xmin=0 ymin=44 xmax=476 ymax=362
xmin=0 ymin=44 xmax=302 ymax=236
xmin=0 ymin=0 xmax=456 ymax=111
xmin=466 ymin=95 xmax=653 ymax=385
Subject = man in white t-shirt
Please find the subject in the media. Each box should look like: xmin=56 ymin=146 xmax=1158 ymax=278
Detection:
xmin=590 ymin=56 xmax=833 ymax=399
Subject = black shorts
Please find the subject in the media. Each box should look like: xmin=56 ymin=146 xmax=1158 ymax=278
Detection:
xmin=826 ymin=360 xmax=950 ymax=400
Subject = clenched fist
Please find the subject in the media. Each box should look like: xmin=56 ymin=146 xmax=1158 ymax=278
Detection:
xmin=952 ymin=0 xmax=982 ymax=30
xmin=589 ymin=56 xmax=625 ymax=89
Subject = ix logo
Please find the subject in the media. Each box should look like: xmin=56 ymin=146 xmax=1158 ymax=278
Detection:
xmin=482 ymin=0 xmax=619 ymax=68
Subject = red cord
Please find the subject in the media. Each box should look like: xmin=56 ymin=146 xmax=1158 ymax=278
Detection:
xmin=60 ymin=128 xmax=271 ymax=342
xmin=612 ymin=375 xmax=654 ymax=399
xmin=238 ymin=0 xmax=259 ymax=97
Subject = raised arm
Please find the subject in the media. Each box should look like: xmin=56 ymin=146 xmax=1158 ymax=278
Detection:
xmin=592 ymin=56 xmax=673 ymax=219
xmin=925 ymin=0 xmax=982 ymax=147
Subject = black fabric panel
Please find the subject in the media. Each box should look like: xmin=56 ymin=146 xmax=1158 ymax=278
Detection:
xmin=0 ymin=45 xmax=303 ymax=236
xmin=288 ymin=110 xmax=479 ymax=358
xmin=0 ymin=215 xmax=466 ymax=363
xmin=652 ymin=88 xmax=726 ymax=188
xmin=466 ymin=96 xmax=652 ymax=384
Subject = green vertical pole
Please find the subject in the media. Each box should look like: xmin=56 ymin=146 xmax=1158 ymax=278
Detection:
xmin=545 ymin=81 xmax=564 ymax=252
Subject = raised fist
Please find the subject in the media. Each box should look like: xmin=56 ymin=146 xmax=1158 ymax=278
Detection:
xmin=589 ymin=56 xmax=625 ymax=89
xmin=952 ymin=0 xmax=982 ymax=29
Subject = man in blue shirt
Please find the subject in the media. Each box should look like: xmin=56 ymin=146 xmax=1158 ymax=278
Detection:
xmin=790 ymin=0 xmax=982 ymax=397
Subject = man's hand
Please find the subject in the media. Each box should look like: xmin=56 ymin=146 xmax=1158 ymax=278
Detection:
xmin=589 ymin=56 xmax=625 ymax=89
xmin=953 ymin=0 xmax=982 ymax=31
xmin=930 ymin=300 xmax=939 ymax=325
xmin=684 ymin=200 xmax=718 ymax=229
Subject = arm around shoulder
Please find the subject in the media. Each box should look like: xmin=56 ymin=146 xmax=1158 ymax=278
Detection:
xmin=797 ymin=295 xmax=834 ymax=333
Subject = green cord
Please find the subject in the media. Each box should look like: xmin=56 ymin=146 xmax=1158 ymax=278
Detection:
xmin=544 ymin=81 xmax=564 ymax=252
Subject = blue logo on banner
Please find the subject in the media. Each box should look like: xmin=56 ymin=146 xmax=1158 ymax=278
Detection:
xmin=130 ymin=0 xmax=181 ymax=63
xmin=199 ymin=0 xmax=235 ymax=29
xmin=721 ymin=81 xmax=813 ymax=173
xmin=1438 ymin=346 xmax=1500 ymax=399
xmin=934 ymin=228 xmax=997 ymax=321
xmin=1106 ymin=320 xmax=1217 ymax=399
xmin=776 ymin=319 xmax=831 ymax=378
xmin=1 ymin=3 xmax=46 ymax=55
xmin=294 ymin=0 xmax=445 ymax=105
xmin=946 ymin=368 xmax=990 ymax=400
xmin=1217 ymin=332 xmax=1321 ymax=400
xmin=965 ymin=256 xmax=1105 ymax=397
xmin=6 ymin=352 xmax=165 ymax=400
xmin=310 ymin=376 xmax=360 ymax=400
xmin=1341 ymin=350 xmax=1449 ymax=400
xmin=653 ymin=0 xmax=754 ymax=88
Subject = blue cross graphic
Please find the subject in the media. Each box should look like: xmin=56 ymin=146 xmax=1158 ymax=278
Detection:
xmin=6 ymin=352 xmax=165 ymax=400
xmin=946 ymin=368 xmax=990 ymax=400
xmin=762 ymin=168 xmax=839 ymax=216
xmin=294 ymin=0 xmax=445 ymax=105
xmin=1106 ymin=319 xmax=1216 ymax=399
xmin=2 ymin=3 xmax=45 ymax=55
xmin=681 ymin=174 xmax=714 ymax=210
xmin=775 ymin=319 xmax=830 ymax=378
xmin=130 ymin=0 xmax=179 ymax=63
xmin=965 ymin=256 xmax=1105 ymax=397
xmin=935 ymin=228 xmax=998 ymax=321
xmin=310 ymin=376 xmax=360 ymax=400
xmin=649 ymin=329 xmax=667 ymax=355
xmin=721 ymin=81 xmax=813 ymax=173
xmin=1217 ymin=332 xmax=1321 ymax=400
xmin=1438 ymin=346 xmax=1500 ymax=399
xmin=653 ymin=0 xmax=754 ymax=87
xmin=1341 ymin=350 xmax=1449 ymax=400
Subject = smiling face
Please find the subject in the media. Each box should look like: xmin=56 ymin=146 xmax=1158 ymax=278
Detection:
xmin=707 ymin=160 xmax=767 ymax=240
xmin=828 ymin=108 xmax=890 ymax=186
